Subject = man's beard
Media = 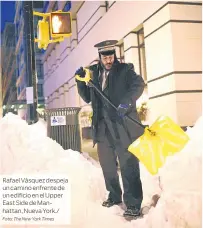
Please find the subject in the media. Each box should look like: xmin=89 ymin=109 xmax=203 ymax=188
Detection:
xmin=105 ymin=63 xmax=113 ymax=71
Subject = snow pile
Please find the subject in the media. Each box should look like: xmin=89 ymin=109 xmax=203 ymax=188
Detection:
xmin=0 ymin=113 xmax=202 ymax=228
xmin=155 ymin=117 xmax=202 ymax=228
xmin=29 ymin=117 xmax=47 ymax=137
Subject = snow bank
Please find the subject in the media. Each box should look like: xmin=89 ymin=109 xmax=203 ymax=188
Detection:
xmin=155 ymin=116 xmax=202 ymax=228
xmin=0 ymin=113 xmax=202 ymax=228
xmin=29 ymin=118 xmax=47 ymax=137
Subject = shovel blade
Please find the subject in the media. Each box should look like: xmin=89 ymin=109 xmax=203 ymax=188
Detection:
xmin=128 ymin=115 xmax=190 ymax=175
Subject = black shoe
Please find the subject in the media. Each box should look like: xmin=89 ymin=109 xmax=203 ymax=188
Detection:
xmin=102 ymin=198 xmax=122 ymax=208
xmin=123 ymin=206 xmax=141 ymax=218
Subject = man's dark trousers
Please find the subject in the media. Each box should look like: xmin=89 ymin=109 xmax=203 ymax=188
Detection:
xmin=97 ymin=118 xmax=143 ymax=209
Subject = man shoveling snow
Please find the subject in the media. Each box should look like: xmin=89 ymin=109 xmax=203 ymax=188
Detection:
xmin=75 ymin=39 xmax=146 ymax=219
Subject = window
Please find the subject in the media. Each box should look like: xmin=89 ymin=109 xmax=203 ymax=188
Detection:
xmin=137 ymin=28 xmax=147 ymax=83
xmin=43 ymin=1 xmax=49 ymax=13
xmin=16 ymin=22 xmax=19 ymax=37
xmin=36 ymin=61 xmax=44 ymax=79
xmin=20 ymin=52 xmax=24 ymax=70
xmin=63 ymin=1 xmax=71 ymax=11
xmin=37 ymin=84 xmax=43 ymax=97
xmin=52 ymin=1 xmax=58 ymax=11
xmin=19 ymin=7 xmax=22 ymax=16
xmin=23 ymin=73 xmax=26 ymax=85
xmin=33 ymin=1 xmax=44 ymax=9
xmin=115 ymin=43 xmax=124 ymax=63
xmin=136 ymin=27 xmax=148 ymax=119
xmin=119 ymin=43 xmax=124 ymax=63
xmin=17 ymin=86 xmax=20 ymax=95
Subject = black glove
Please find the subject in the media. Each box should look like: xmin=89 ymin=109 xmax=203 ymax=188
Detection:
xmin=117 ymin=103 xmax=132 ymax=118
xmin=75 ymin=67 xmax=86 ymax=78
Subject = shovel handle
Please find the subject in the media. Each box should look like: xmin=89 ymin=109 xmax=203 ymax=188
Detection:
xmin=75 ymin=68 xmax=91 ymax=83
xmin=125 ymin=115 xmax=146 ymax=129
xmin=88 ymin=81 xmax=146 ymax=129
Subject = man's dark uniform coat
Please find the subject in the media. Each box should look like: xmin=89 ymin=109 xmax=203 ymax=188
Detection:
xmin=76 ymin=59 xmax=145 ymax=209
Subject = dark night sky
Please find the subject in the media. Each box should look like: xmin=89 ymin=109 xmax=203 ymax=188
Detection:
xmin=1 ymin=1 xmax=15 ymax=33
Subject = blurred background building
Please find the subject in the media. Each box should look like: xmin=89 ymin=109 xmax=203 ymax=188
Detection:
xmin=1 ymin=22 xmax=17 ymax=116
xmin=0 ymin=46 xmax=2 ymax=119
xmin=14 ymin=1 xmax=45 ymax=119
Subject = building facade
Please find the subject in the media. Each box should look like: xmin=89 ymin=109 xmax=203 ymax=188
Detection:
xmin=14 ymin=1 xmax=45 ymax=119
xmin=1 ymin=23 xmax=17 ymax=116
xmin=43 ymin=1 xmax=202 ymax=127
xmin=0 ymin=47 xmax=2 ymax=118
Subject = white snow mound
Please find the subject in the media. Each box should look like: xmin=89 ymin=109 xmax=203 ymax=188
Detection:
xmin=0 ymin=113 xmax=202 ymax=228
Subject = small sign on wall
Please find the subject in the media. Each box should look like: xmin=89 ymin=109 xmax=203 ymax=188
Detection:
xmin=26 ymin=87 xmax=34 ymax=104
xmin=51 ymin=116 xmax=66 ymax=126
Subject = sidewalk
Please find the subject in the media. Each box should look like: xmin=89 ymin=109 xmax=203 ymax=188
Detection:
xmin=81 ymin=139 xmax=98 ymax=161
xmin=81 ymin=139 xmax=121 ymax=170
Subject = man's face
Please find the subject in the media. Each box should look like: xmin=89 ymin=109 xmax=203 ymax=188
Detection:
xmin=100 ymin=54 xmax=115 ymax=70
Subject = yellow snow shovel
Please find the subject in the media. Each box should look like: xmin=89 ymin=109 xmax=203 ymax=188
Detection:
xmin=76 ymin=68 xmax=190 ymax=175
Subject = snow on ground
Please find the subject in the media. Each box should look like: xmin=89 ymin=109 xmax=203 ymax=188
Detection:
xmin=0 ymin=113 xmax=202 ymax=228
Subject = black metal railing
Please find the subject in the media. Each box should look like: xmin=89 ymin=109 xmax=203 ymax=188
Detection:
xmin=46 ymin=107 xmax=81 ymax=152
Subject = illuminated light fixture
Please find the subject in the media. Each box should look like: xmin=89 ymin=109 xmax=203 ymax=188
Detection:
xmin=33 ymin=11 xmax=72 ymax=50
xmin=50 ymin=12 xmax=72 ymax=38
